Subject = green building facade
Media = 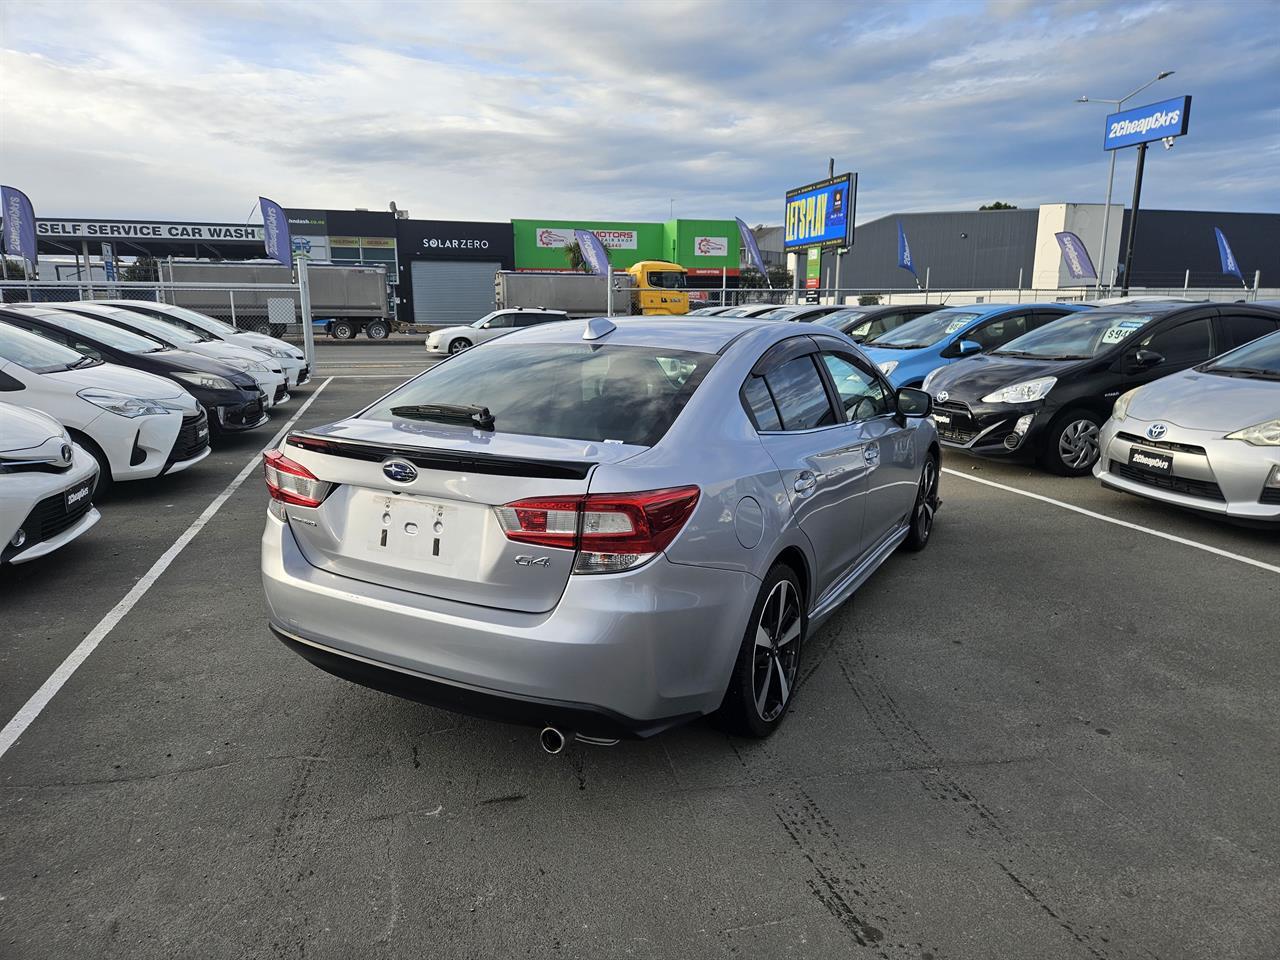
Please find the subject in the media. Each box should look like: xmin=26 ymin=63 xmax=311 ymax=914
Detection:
xmin=511 ymin=218 xmax=740 ymax=277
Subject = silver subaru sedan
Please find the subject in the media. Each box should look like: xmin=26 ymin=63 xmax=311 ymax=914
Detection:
xmin=261 ymin=316 xmax=939 ymax=747
xmin=1095 ymin=329 xmax=1280 ymax=524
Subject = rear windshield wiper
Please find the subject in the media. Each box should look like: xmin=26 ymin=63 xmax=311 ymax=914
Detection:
xmin=390 ymin=403 xmax=496 ymax=430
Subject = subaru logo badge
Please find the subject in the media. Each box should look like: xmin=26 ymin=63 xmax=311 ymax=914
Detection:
xmin=382 ymin=459 xmax=418 ymax=483
xmin=1146 ymin=423 xmax=1168 ymax=441
xmin=935 ymin=391 xmax=949 ymax=404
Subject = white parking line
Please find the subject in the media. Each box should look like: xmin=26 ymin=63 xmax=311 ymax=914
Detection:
xmin=942 ymin=467 xmax=1280 ymax=576
xmin=0 ymin=378 xmax=335 ymax=762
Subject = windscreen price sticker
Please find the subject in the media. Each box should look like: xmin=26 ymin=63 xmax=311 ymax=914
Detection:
xmin=1102 ymin=319 xmax=1146 ymax=344
xmin=945 ymin=319 xmax=970 ymax=334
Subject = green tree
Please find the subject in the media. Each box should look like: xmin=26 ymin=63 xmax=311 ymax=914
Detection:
xmin=563 ymin=241 xmax=591 ymax=273
xmin=121 ymin=256 xmax=159 ymax=282
xmin=858 ymin=293 xmax=882 ymax=306
xmin=979 ymin=202 xmax=1018 ymax=210
xmin=740 ymin=265 xmax=793 ymax=289
xmin=1 ymin=256 xmax=34 ymax=279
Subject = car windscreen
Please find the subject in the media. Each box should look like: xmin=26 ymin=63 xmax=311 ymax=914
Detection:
xmin=994 ymin=313 xmax=1155 ymax=359
xmin=364 ymin=342 xmax=717 ymax=446
xmin=36 ymin=311 xmax=165 ymax=353
xmin=0 ymin=319 xmax=94 ymax=372
xmin=867 ymin=311 xmax=980 ymax=348
xmin=91 ymin=310 xmax=206 ymax=345
xmin=131 ymin=303 xmax=238 ymax=337
xmin=815 ymin=309 xmax=868 ymax=329
xmin=1203 ymin=329 xmax=1280 ymax=378
xmin=758 ymin=306 xmax=805 ymax=321
xmin=647 ymin=271 xmax=686 ymax=290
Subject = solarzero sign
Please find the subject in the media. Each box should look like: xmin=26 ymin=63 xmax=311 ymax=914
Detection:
xmin=1103 ymin=95 xmax=1192 ymax=150
xmin=36 ymin=220 xmax=264 ymax=241
xmin=783 ymin=173 xmax=856 ymax=251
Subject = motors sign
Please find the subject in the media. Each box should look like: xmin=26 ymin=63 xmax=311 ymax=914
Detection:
xmin=1103 ymin=95 xmax=1192 ymax=150
xmin=784 ymin=173 xmax=856 ymax=251
xmin=693 ymin=236 xmax=728 ymax=257
xmin=36 ymin=220 xmax=264 ymax=241
xmin=535 ymin=227 xmax=637 ymax=250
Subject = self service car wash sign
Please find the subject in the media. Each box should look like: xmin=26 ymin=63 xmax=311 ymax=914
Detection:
xmin=784 ymin=173 xmax=856 ymax=251
xmin=1103 ymin=95 xmax=1192 ymax=150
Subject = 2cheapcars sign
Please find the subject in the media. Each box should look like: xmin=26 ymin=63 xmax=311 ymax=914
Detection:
xmin=535 ymin=227 xmax=638 ymax=250
xmin=1103 ymin=96 xmax=1192 ymax=150
xmin=784 ymin=173 xmax=856 ymax=251
xmin=36 ymin=220 xmax=263 ymax=241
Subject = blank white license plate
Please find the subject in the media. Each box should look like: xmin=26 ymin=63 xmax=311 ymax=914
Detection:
xmin=365 ymin=494 xmax=454 ymax=564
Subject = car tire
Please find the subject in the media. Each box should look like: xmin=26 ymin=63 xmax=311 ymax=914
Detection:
xmin=365 ymin=321 xmax=389 ymax=340
xmin=331 ymin=321 xmax=356 ymax=340
xmin=1040 ymin=408 xmax=1103 ymax=477
xmin=448 ymin=338 xmax=471 ymax=354
xmin=714 ymin=562 xmax=805 ymax=738
xmin=69 ymin=430 xmax=112 ymax=499
xmin=904 ymin=451 xmax=939 ymax=551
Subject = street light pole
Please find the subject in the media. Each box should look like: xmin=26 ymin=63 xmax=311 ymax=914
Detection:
xmin=1077 ymin=71 xmax=1173 ymax=294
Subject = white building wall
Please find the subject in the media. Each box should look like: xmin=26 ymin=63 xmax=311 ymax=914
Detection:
xmin=1032 ymin=203 xmax=1124 ymax=288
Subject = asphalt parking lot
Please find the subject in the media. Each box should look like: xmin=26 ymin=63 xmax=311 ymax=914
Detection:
xmin=2 ymin=343 xmax=1277 ymax=960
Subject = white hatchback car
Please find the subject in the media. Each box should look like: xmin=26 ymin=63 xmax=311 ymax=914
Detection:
xmin=0 ymin=322 xmax=206 ymax=490
xmin=101 ymin=300 xmax=310 ymax=388
xmin=1 ymin=402 xmax=101 ymax=565
xmin=426 ymin=309 xmax=569 ymax=355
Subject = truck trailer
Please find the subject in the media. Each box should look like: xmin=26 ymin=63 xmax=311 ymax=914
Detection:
xmin=494 ymin=260 xmax=689 ymax=318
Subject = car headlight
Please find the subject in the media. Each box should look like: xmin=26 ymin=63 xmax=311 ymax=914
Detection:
xmin=981 ymin=376 xmax=1057 ymax=404
xmin=922 ymin=367 xmax=943 ymax=392
xmin=1226 ymin=418 xmax=1280 ymax=446
xmin=878 ymin=360 xmax=899 ymax=376
xmin=252 ymin=344 xmax=292 ymax=359
xmin=173 ymin=371 xmax=237 ymax=391
xmin=1112 ymin=387 xmax=1140 ymax=421
xmin=223 ymin=357 xmax=270 ymax=373
xmin=77 ymin=389 xmax=184 ymax=418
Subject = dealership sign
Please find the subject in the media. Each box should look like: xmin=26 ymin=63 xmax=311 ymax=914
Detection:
xmin=784 ymin=173 xmax=856 ymax=251
xmin=535 ymin=227 xmax=637 ymax=250
xmin=693 ymin=236 xmax=728 ymax=257
xmin=36 ymin=219 xmax=263 ymax=241
xmin=1103 ymin=96 xmax=1192 ymax=150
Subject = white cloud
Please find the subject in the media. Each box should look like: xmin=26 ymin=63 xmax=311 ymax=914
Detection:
xmin=1 ymin=0 xmax=1275 ymax=227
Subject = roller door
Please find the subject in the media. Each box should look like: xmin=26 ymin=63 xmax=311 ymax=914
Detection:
xmin=411 ymin=260 xmax=500 ymax=326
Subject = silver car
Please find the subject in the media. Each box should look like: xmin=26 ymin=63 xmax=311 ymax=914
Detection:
xmin=426 ymin=308 xmax=569 ymax=355
xmin=262 ymin=316 xmax=940 ymax=747
xmin=1095 ymin=329 xmax=1280 ymax=524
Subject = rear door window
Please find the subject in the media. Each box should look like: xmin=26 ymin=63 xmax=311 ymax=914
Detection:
xmin=969 ymin=312 xmax=1033 ymax=349
xmin=764 ymin=355 xmax=836 ymax=431
xmin=1219 ymin=314 xmax=1280 ymax=350
xmin=364 ymin=343 xmax=716 ymax=446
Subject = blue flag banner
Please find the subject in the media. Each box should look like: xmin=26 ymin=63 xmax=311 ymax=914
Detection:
xmin=1 ymin=185 xmax=38 ymax=266
xmin=574 ymin=229 xmax=611 ymax=276
xmin=736 ymin=217 xmax=771 ymax=287
xmin=896 ymin=221 xmax=917 ymax=278
xmin=1214 ymin=227 xmax=1243 ymax=281
xmin=260 ymin=196 xmax=292 ymax=266
xmin=1054 ymin=231 xmax=1098 ymax=281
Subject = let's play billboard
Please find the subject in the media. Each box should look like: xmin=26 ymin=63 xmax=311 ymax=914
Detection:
xmin=1103 ymin=95 xmax=1192 ymax=150
xmin=783 ymin=173 xmax=856 ymax=251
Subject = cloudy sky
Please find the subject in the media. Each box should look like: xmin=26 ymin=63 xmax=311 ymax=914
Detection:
xmin=2 ymin=0 xmax=1277 ymax=227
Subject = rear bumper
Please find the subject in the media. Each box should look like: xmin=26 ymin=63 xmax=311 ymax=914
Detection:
xmin=261 ymin=512 xmax=759 ymax=735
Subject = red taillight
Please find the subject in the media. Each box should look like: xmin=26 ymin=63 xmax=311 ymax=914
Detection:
xmin=263 ymin=449 xmax=331 ymax=507
xmin=495 ymin=486 xmax=700 ymax=574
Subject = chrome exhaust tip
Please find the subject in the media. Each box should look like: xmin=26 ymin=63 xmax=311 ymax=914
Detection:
xmin=539 ymin=726 xmax=566 ymax=754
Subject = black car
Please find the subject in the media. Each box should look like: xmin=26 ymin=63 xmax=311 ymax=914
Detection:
xmin=0 ymin=305 xmax=269 ymax=436
xmin=813 ymin=303 xmax=943 ymax=342
xmin=922 ymin=302 xmax=1280 ymax=476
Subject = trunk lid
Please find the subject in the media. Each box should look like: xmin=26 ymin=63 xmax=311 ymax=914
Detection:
xmin=280 ymin=418 xmax=646 ymax=613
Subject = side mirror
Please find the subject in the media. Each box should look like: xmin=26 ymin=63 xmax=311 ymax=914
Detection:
xmin=957 ymin=339 xmax=982 ymax=356
xmin=897 ymin=387 xmax=932 ymax=418
xmin=1133 ymin=348 xmax=1164 ymax=367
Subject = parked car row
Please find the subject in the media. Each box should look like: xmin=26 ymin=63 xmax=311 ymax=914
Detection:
xmin=0 ymin=299 xmax=309 ymax=564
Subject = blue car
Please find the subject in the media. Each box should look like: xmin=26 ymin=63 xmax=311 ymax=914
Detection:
xmin=861 ymin=302 xmax=1092 ymax=389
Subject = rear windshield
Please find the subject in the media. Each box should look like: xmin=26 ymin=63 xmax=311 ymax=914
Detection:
xmin=994 ymin=313 xmax=1155 ymax=359
xmin=815 ymin=309 xmax=867 ymax=329
xmin=868 ymin=311 xmax=980 ymax=348
xmin=364 ymin=342 xmax=717 ymax=446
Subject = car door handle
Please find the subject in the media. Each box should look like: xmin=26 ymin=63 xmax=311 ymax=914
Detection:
xmin=864 ymin=442 xmax=880 ymax=465
xmin=794 ymin=471 xmax=817 ymax=494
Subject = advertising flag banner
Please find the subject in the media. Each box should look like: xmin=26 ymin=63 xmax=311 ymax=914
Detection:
xmin=736 ymin=217 xmax=770 ymax=286
xmin=573 ymin=229 xmax=611 ymax=276
xmin=1054 ymin=231 xmax=1098 ymax=281
xmin=896 ymin=221 xmax=917 ymax=278
xmin=1 ymin=185 xmax=38 ymax=266
xmin=1214 ymin=227 xmax=1243 ymax=281
xmin=259 ymin=197 xmax=292 ymax=266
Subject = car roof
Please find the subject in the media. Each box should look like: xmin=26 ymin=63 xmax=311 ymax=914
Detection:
xmin=501 ymin=315 xmax=772 ymax=353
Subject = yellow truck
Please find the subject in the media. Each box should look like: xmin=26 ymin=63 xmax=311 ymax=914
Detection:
xmin=495 ymin=261 xmax=689 ymax=317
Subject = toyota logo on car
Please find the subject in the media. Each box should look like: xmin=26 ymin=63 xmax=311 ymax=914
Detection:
xmin=1146 ymin=423 xmax=1168 ymax=441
